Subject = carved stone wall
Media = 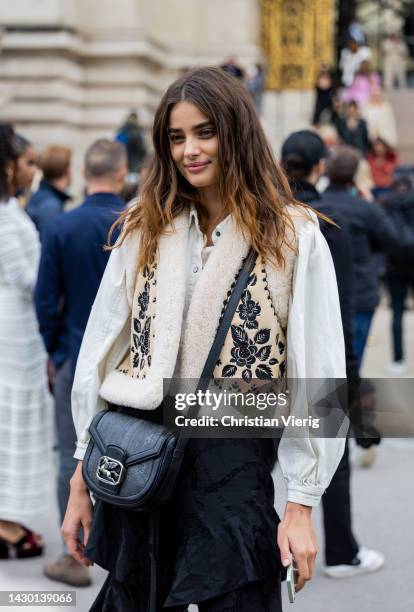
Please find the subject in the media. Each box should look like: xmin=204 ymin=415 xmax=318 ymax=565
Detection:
xmin=261 ymin=0 xmax=334 ymax=90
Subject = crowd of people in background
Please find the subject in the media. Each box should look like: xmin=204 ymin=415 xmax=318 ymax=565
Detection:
xmin=310 ymin=24 xmax=414 ymax=378
xmin=1 ymin=28 xmax=414 ymax=594
xmin=312 ymin=28 xmax=407 ymax=196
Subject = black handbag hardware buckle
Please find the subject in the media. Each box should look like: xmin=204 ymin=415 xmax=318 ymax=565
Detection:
xmin=96 ymin=455 xmax=125 ymax=486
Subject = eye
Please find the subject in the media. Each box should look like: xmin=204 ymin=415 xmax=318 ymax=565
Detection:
xmin=168 ymin=133 xmax=184 ymax=144
xmin=199 ymin=128 xmax=215 ymax=138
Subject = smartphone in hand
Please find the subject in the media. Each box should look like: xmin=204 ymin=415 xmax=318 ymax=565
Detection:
xmin=286 ymin=562 xmax=298 ymax=603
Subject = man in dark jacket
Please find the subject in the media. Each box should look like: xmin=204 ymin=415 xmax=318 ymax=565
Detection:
xmin=26 ymin=145 xmax=72 ymax=239
xmin=323 ymin=146 xmax=399 ymax=369
xmin=35 ymin=139 xmax=126 ymax=587
xmin=383 ymin=178 xmax=414 ymax=373
xmin=281 ymin=130 xmax=385 ymax=579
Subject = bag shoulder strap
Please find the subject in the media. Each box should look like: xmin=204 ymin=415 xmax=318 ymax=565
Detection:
xmin=173 ymin=248 xmax=256 ymax=452
xmin=199 ymin=247 xmax=256 ymax=383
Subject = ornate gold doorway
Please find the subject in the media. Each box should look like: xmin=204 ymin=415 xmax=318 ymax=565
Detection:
xmin=261 ymin=0 xmax=335 ymax=90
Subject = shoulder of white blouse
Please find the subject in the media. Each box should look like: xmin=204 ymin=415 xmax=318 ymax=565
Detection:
xmin=285 ymin=204 xmax=319 ymax=251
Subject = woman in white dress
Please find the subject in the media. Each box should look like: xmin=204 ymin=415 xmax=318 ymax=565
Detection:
xmin=0 ymin=123 xmax=53 ymax=558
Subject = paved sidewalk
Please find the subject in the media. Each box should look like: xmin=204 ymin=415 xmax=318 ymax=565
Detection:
xmin=0 ymin=305 xmax=413 ymax=611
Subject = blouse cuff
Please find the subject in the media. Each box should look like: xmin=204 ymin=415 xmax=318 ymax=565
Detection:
xmin=74 ymin=441 xmax=88 ymax=461
xmin=287 ymin=482 xmax=326 ymax=507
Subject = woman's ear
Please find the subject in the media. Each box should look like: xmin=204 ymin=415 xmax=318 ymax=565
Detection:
xmin=5 ymin=160 xmax=16 ymax=192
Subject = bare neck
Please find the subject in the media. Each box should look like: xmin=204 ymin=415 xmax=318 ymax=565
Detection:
xmin=87 ymin=182 xmax=118 ymax=195
xmin=51 ymin=177 xmax=69 ymax=192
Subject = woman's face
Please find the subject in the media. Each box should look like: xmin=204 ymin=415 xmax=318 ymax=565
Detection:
xmin=168 ymin=101 xmax=219 ymax=190
xmin=16 ymin=145 xmax=38 ymax=190
xmin=373 ymin=140 xmax=387 ymax=156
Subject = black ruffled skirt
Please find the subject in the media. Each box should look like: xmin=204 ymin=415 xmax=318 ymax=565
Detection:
xmin=86 ymin=436 xmax=283 ymax=610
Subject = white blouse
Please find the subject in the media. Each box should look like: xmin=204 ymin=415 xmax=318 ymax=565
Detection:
xmin=71 ymin=209 xmax=347 ymax=507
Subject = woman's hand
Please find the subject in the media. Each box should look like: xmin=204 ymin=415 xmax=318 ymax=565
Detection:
xmin=277 ymin=502 xmax=318 ymax=592
xmin=61 ymin=461 xmax=93 ymax=567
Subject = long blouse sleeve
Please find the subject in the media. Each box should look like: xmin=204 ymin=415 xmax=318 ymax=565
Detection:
xmin=277 ymin=216 xmax=348 ymax=507
xmin=71 ymin=236 xmax=135 ymax=460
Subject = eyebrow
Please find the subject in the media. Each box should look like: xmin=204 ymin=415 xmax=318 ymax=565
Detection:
xmin=167 ymin=121 xmax=213 ymax=134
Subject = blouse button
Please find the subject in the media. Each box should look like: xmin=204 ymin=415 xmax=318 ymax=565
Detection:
xmin=193 ymin=265 xmax=199 ymax=274
xmin=216 ymin=230 xmax=221 ymax=237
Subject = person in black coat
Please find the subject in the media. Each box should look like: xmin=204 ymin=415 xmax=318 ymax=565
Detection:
xmin=322 ymin=146 xmax=399 ymax=369
xmin=35 ymin=139 xmax=127 ymax=588
xmin=26 ymin=145 xmax=72 ymax=240
xmin=383 ymin=177 xmax=414 ymax=372
xmin=337 ymin=101 xmax=370 ymax=154
xmin=281 ymin=130 xmax=385 ymax=578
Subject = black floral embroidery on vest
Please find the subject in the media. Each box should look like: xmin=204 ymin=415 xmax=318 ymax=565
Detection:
xmin=130 ymin=263 xmax=157 ymax=377
xmin=238 ymin=290 xmax=261 ymax=329
xmin=217 ymin=258 xmax=286 ymax=383
xmin=223 ymin=325 xmax=273 ymax=383
xmin=137 ymin=282 xmax=150 ymax=319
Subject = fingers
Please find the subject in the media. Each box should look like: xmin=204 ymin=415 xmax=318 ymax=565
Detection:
xmin=82 ymin=520 xmax=94 ymax=567
xmin=63 ymin=529 xmax=88 ymax=566
xmin=293 ymin=542 xmax=318 ymax=592
xmin=277 ymin=527 xmax=292 ymax=568
xmin=61 ymin=515 xmax=93 ymax=567
xmin=294 ymin=552 xmax=310 ymax=592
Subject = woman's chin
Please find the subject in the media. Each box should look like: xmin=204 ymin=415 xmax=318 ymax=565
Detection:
xmin=185 ymin=175 xmax=216 ymax=190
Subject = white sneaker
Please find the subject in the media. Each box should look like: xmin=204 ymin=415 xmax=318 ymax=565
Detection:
xmin=385 ymin=361 xmax=407 ymax=376
xmin=323 ymin=547 xmax=385 ymax=579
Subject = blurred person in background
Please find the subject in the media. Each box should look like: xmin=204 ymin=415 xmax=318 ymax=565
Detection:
xmin=13 ymin=134 xmax=38 ymax=206
xmin=323 ymin=146 xmax=399 ymax=370
xmin=220 ymin=55 xmax=244 ymax=80
xmin=116 ymin=111 xmax=147 ymax=181
xmin=281 ymin=130 xmax=385 ymax=578
xmin=383 ymin=176 xmax=414 ymax=375
xmin=35 ymin=139 xmax=127 ymax=587
xmin=367 ymin=137 xmax=401 ymax=199
xmin=26 ymin=145 xmax=71 ymax=240
xmin=317 ymin=124 xmax=374 ymax=200
xmin=347 ymin=20 xmax=367 ymax=47
xmin=246 ymin=63 xmax=265 ymax=114
xmin=337 ymin=101 xmax=370 ymax=154
xmin=361 ymin=85 xmax=398 ymax=149
xmin=382 ymin=32 xmax=409 ymax=90
xmin=339 ymin=38 xmax=372 ymax=88
xmin=341 ymin=60 xmax=381 ymax=106
xmin=312 ymin=65 xmax=336 ymax=126
xmin=0 ymin=123 xmax=53 ymax=560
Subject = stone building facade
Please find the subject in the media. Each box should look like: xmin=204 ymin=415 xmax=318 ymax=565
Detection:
xmin=0 ymin=0 xmax=336 ymax=195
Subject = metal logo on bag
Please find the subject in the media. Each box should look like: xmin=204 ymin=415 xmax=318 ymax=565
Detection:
xmin=96 ymin=455 xmax=125 ymax=486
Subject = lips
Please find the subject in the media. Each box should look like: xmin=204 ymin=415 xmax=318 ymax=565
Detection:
xmin=184 ymin=161 xmax=211 ymax=173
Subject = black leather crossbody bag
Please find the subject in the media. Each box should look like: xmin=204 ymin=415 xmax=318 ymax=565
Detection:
xmin=82 ymin=249 xmax=256 ymax=511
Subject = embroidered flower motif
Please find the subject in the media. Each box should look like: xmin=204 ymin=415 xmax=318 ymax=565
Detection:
xmin=139 ymin=319 xmax=151 ymax=355
xmin=238 ymin=290 xmax=261 ymax=329
xmin=133 ymin=317 xmax=151 ymax=366
xmin=228 ymin=325 xmax=257 ymax=383
xmin=230 ymin=335 xmax=257 ymax=367
xmin=217 ymin=258 xmax=286 ymax=383
xmin=137 ymin=281 xmax=150 ymax=319
xmin=127 ymin=262 xmax=157 ymax=377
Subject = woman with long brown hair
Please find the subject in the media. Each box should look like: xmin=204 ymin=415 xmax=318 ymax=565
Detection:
xmin=63 ymin=68 xmax=346 ymax=610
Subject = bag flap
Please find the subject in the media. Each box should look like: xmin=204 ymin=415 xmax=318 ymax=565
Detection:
xmin=88 ymin=409 xmax=172 ymax=466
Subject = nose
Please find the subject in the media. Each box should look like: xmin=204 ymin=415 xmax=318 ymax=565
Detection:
xmin=184 ymin=136 xmax=201 ymax=158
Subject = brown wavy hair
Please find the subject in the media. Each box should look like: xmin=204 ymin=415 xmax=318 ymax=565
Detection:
xmin=109 ymin=67 xmax=311 ymax=269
